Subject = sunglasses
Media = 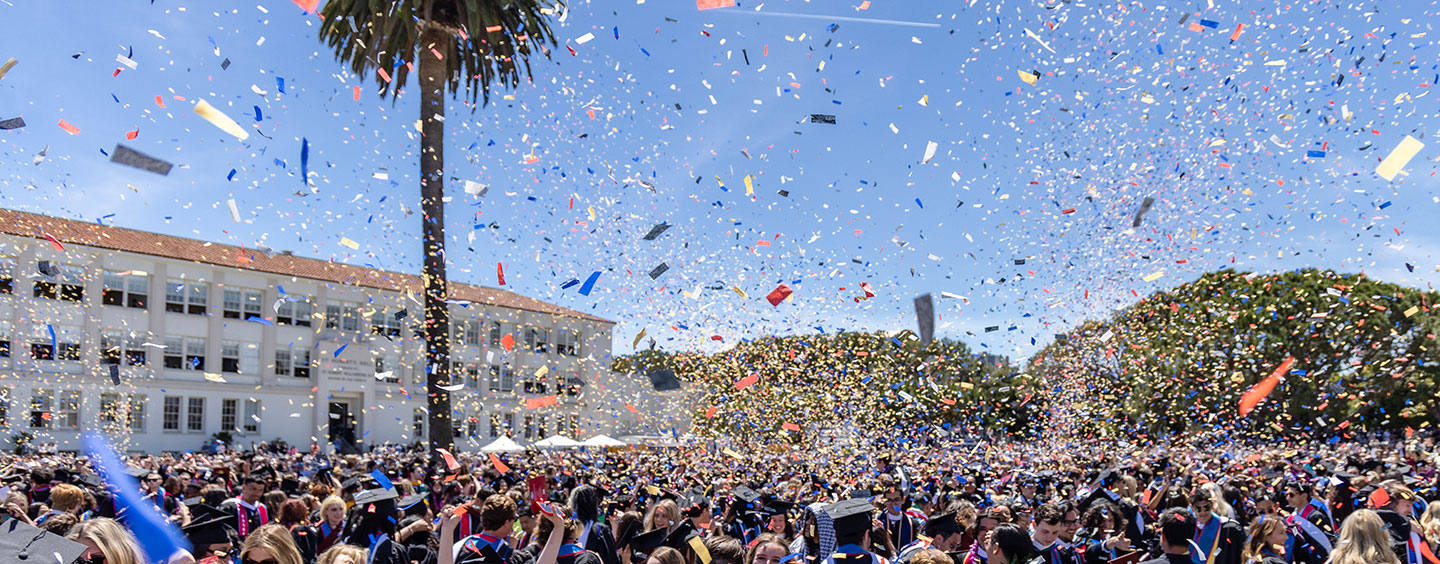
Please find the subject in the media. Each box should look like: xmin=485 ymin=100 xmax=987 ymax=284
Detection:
xmin=244 ymin=559 xmax=279 ymax=564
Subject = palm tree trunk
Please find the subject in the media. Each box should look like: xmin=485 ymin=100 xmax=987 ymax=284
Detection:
xmin=419 ymin=23 xmax=453 ymax=459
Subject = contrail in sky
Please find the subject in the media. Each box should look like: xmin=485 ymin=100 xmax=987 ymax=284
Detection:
xmin=718 ymin=10 xmax=942 ymax=29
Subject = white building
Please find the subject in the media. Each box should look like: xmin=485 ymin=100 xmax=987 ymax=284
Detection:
xmin=0 ymin=209 xmax=614 ymax=454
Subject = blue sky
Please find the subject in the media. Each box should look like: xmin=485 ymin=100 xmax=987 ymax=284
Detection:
xmin=2 ymin=0 xmax=1437 ymax=362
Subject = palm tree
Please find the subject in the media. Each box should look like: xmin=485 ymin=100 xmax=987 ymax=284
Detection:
xmin=317 ymin=0 xmax=561 ymax=460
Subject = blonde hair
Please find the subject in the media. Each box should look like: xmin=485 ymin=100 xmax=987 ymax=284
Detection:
xmin=1420 ymin=503 xmax=1440 ymax=548
xmin=645 ymin=500 xmax=682 ymax=532
xmin=67 ymin=518 xmax=144 ymax=564
xmin=320 ymin=495 xmax=347 ymax=519
xmin=241 ymin=525 xmax=304 ymax=564
xmin=1242 ymin=516 xmax=1285 ymax=563
xmin=1197 ymin=482 xmax=1235 ymax=520
xmin=1328 ymin=510 xmax=1401 ymax=564
xmin=49 ymin=484 xmax=85 ymax=514
xmin=317 ymin=545 xmax=368 ymax=564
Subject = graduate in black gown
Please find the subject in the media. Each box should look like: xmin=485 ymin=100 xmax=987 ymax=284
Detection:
xmin=343 ymin=487 xmax=408 ymax=564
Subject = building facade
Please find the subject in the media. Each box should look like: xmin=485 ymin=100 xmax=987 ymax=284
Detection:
xmin=0 ymin=210 xmax=613 ymax=454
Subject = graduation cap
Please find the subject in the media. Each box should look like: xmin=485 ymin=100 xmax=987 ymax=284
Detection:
xmin=924 ymin=512 xmax=964 ymax=537
xmin=73 ymin=473 xmax=103 ymax=490
xmin=732 ymin=486 xmax=761 ymax=508
xmin=399 ymin=493 xmax=429 ymax=517
xmin=646 ymin=369 xmax=682 ymax=392
xmin=0 ymin=518 xmax=89 ymax=564
xmin=183 ymin=512 xmax=238 ymax=548
xmin=353 ymin=486 xmax=399 ymax=507
xmin=126 ymin=466 xmax=155 ymax=480
xmin=823 ymin=498 xmax=876 ymax=537
xmin=759 ymin=498 xmax=794 ymax=518
xmin=280 ymin=478 xmax=301 ymax=496
xmin=662 ymin=519 xmax=702 ymax=552
xmin=627 ymin=528 xmax=668 ymax=559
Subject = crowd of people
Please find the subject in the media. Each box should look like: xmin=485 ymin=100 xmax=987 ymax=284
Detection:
xmin=2 ymin=430 xmax=1440 ymax=564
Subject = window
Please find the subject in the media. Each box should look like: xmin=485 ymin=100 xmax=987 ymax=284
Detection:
xmin=375 ymin=355 xmax=401 ymax=383
xmin=244 ymin=399 xmax=260 ymax=433
xmin=489 ymin=364 xmax=514 ymax=392
xmin=489 ymin=413 xmax=502 ymax=438
xmin=413 ymin=409 xmax=426 ymax=439
xmin=163 ymin=396 xmax=182 ymax=431
xmin=523 ymin=414 xmax=535 ymax=441
xmin=466 ymin=415 xmax=479 ymax=438
xmin=128 ymin=395 xmax=146 ymax=431
xmin=163 ymin=336 xmax=205 ymax=371
xmin=32 ymin=324 xmax=80 ymax=361
xmin=275 ymin=348 xmax=311 ymax=378
xmin=556 ymin=330 xmax=581 ymax=356
xmin=371 ymin=308 xmax=403 ymax=337
xmin=325 ymin=302 xmax=361 ymax=331
xmin=523 ymin=376 xmax=548 ymax=395
xmin=277 ymin=299 xmax=314 ymax=327
xmin=222 ymin=289 xmax=263 ymax=319
xmin=221 ymin=341 xmax=239 ymax=373
xmin=503 ymin=413 xmax=515 ymax=438
xmin=102 ymin=331 xmax=147 ymax=366
xmin=29 ymin=390 xmax=52 ymax=428
xmin=536 ymin=416 xmax=548 ymax=439
xmin=102 ymin=271 xmax=148 ymax=308
xmin=0 ymin=320 xmax=10 ymax=358
xmin=0 ymin=256 xmax=13 ymax=294
xmin=0 ymin=389 xmax=7 ymax=426
xmin=221 ymin=399 xmax=237 ymax=432
xmin=562 ymin=376 xmax=583 ymax=398
xmin=101 ymin=393 xmax=124 ymax=426
xmin=165 ymin=280 xmax=208 ymax=315
xmin=450 ymin=361 xmax=479 ymax=387
xmin=186 ymin=397 xmax=205 ymax=432
xmin=525 ymin=327 xmax=551 ymax=353
xmin=34 ymin=264 xmax=84 ymax=302
xmin=567 ymin=415 xmax=579 ymax=437
xmin=451 ymin=319 xmax=480 ymax=346
xmin=489 ymin=322 xmax=506 ymax=346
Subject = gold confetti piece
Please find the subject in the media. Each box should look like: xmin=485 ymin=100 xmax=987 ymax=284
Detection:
xmin=744 ymin=175 xmax=754 ymax=196
xmin=1404 ymin=306 xmax=1419 ymax=317
xmin=204 ymin=372 xmax=227 ymax=383
xmin=1018 ymin=69 xmax=1038 ymax=85
xmin=731 ymin=286 xmax=749 ymax=299
xmin=339 ymin=237 xmax=360 ymax=250
xmin=1143 ymin=271 xmax=1164 ymax=282
xmin=194 ymin=99 xmax=250 ymax=140
xmin=0 ymin=58 xmax=16 ymax=80
xmin=1376 ymin=135 xmax=1424 ymax=181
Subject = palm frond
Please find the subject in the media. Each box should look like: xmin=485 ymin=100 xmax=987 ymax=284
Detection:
xmin=318 ymin=0 xmax=563 ymax=106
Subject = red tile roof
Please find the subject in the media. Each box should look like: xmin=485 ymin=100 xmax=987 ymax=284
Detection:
xmin=0 ymin=209 xmax=613 ymax=324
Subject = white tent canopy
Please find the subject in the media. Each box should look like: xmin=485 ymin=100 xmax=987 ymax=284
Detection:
xmin=479 ymin=436 xmax=526 ymax=452
xmin=580 ymin=435 xmax=626 ymax=448
xmin=533 ymin=435 xmax=583 ymax=449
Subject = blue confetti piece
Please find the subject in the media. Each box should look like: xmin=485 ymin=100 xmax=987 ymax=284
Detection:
xmin=1379 ymin=201 xmax=1392 ymax=209
xmin=276 ymin=77 xmax=285 ymax=93
xmin=247 ymin=316 xmax=274 ymax=325
xmin=578 ymin=271 xmax=601 ymax=296
xmin=371 ymin=469 xmax=394 ymax=490
xmin=254 ymin=106 xmax=263 ymax=122
xmin=85 ymin=434 xmax=191 ymax=562
xmin=334 ymin=344 xmax=347 ymax=357
xmin=1200 ymin=19 xmax=1219 ymax=28
xmin=227 ymin=169 xmax=237 ymax=181
xmin=915 ymin=198 xmax=923 ymax=209
xmin=1157 ymin=44 xmax=1164 ymax=55
xmin=640 ymin=48 xmax=651 ymax=56
xmin=613 ymin=26 xmax=619 ymax=39
xmin=48 ymin=324 xmax=56 ymax=352
xmin=1306 ymin=150 xmax=1326 ymax=158
xmin=300 ymin=138 xmax=310 ymax=186
xmin=560 ymin=278 xmax=580 ymax=289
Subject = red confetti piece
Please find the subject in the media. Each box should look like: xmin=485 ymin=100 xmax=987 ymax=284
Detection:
xmin=292 ymin=0 xmax=319 ymax=12
xmin=125 ymin=129 xmax=139 ymax=140
xmin=697 ymin=0 xmax=735 ymax=8
xmin=497 ymin=262 xmax=506 ymax=285
xmin=734 ymin=373 xmax=759 ymax=390
xmin=377 ymin=68 xmax=391 ymax=83
xmin=57 ymin=119 xmax=80 ymax=135
xmin=43 ymin=233 xmax=65 ymax=251
xmin=352 ymin=86 xmax=361 ymax=101
xmin=1238 ymin=356 xmax=1294 ymax=417
xmin=489 ymin=453 xmax=510 ymax=474
xmin=525 ymin=395 xmax=558 ymax=409
xmin=766 ymin=283 xmax=792 ymax=306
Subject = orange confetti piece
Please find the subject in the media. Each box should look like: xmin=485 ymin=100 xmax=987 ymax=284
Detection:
xmin=43 ymin=232 xmax=64 ymax=251
xmin=377 ymin=68 xmax=391 ymax=83
xmin=291 ymin=0 xmax=319 ymax=12
xmin=697 ymin=0 xmax=735 ymax=9
xmin=57 ymin=119 xmax=80 ymax=135
xmin=353 ymin=85 xmax=361 ymax=101
xmin=1230 ymin=23 xmax=1244 ymax=41
xmin=525 ymin=395 xmax=558 ymax=409
xmin=624 ymin=404 xmax=638 ymax=413
xmin=704 ymin=406 xmax=717 ymax=418
xmin=500 ymin=333 xmax=515 ymax=352
xmin=734 ymin=373 xmax=759 ymax=390
xmin=436 ymin=448 xmax=460 ymax=470
xmin=1238 ymin=356 xmax=1294 ymax=417
xmin=486 ymin=25 xmax=504 ymax=33
xmin=155 ymin=96 xmax=166 ymax=108
xmin=125 ymin=129 xmax=139 ymax=140
xmin=489 ymin=453 xmax=510 ymax=474
xmin=781 ymin=422 xmax=801 ymax=431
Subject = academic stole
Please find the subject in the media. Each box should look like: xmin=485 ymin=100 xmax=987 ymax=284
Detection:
xmin=1193 ymin=518 xmax=1224 ymax=564
xmin=237 ymin=501 xmax=270 ymax=537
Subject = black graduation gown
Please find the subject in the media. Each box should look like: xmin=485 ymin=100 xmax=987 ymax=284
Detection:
xmin=1026 ymin=543 xmax=1079 ymax=564
xmin=368 ymin=537 xmax=409 ymax=564
xmin=1190 ymin=517 xmax=1244 ymax=564
xmin=289 ymin=525 xmax=319 ymax=564
xmin=581 ymin=522 xmax=619 ymax=564
xmin=402 ymin=542 xmax=437 ymax=564
xmin=1288 ymin=509 xmax=1335 ymax=564
xmin=1375 ymin=509 xmax=1412 ymax=564
xmin=1078 ymin=489 xmax=1146 ymax=550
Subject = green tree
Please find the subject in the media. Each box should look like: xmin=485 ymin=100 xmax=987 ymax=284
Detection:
xmin=1033 ymin=269 xmax=1440 ymax=439
xmin=614 ymin=332 xmax=1042 ymax=442
xmin=317 ymin=0 xmax=561 ymax=458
